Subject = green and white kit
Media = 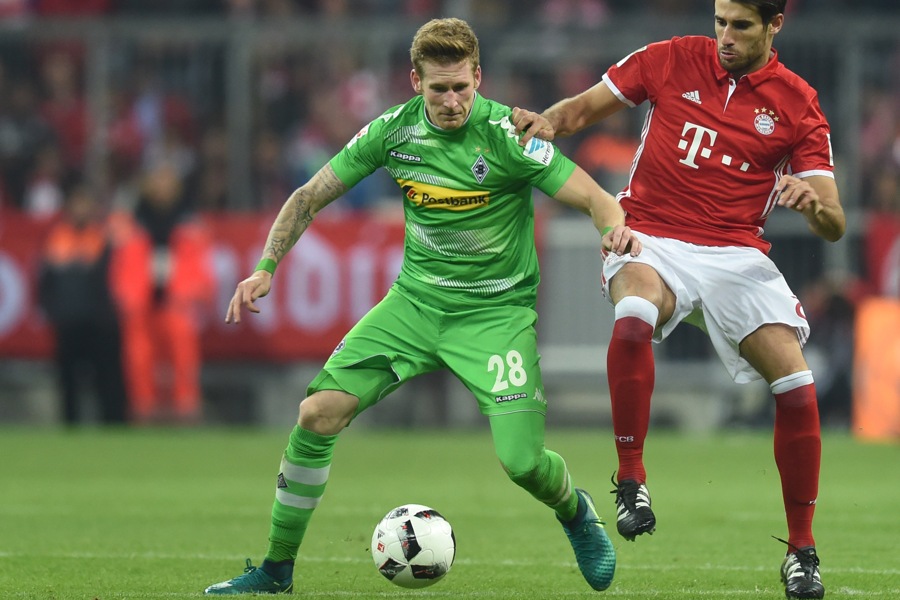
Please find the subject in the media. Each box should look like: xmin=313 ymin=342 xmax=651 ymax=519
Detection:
xmin=310 ymin=93 xmax=577 ymax=416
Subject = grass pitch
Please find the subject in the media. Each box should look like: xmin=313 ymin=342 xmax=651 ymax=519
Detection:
xmin=0 ymin=426 xmax=897 ymax=599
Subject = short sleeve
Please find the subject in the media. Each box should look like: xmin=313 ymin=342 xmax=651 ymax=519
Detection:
xmin=790 ymin=93 xmax=835 ymax=178
xmin=329 ymin=110 xmax=394 ymax=187
xmin=603 ymin=39 xmax=674 ymax=107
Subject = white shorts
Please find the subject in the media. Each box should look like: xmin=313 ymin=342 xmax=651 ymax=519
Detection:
xmin=601 ymin=232 xmax=810 ymax=383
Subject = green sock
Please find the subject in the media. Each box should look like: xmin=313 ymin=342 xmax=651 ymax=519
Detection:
xmin=265 ymin=426 xmax=337 ymax=563
xmin=489 ymin=411 xmax=578 ymax=521
xmin=540 ymin=449 xmax=579 ymax=521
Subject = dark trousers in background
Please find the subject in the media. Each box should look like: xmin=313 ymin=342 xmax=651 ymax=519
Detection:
xmin=54 ymin=321 xmax=128 ymax=425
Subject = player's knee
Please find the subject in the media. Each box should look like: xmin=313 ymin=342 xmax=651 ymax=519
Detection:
xmin=612 ymin=296 xmax=659 ymax=341
xmin=498 ymin=451 xmax=543 ymax=486
xmin=299 ymin=391 xmax=358 ymax=435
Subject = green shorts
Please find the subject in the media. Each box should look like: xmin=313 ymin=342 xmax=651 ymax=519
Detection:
xmin=308 ymin=287 xmax=548 ymax=418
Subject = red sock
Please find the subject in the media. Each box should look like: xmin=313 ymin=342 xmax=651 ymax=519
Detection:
xmin=773 ymin=383 xmax=821 ymax=549
xmin=607 ymin=316 xmax=655 ymax=483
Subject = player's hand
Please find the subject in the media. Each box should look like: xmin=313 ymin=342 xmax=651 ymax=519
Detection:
xmin=603 ymin=224 xmax=642 ymax=257
xmin=775 ymin=175 xmax=819 ymax=214
xmin=225 ymin=271 xmax=273 ymax=324
xmin=511 ymin=107 xmax=556 ymax=146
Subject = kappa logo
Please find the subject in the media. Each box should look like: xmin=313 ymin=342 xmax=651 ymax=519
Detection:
xmin=390 ymin=150 xmax=422 ymax=163
xmin=682 ymin=90 xmax=702 ymax=104
xmin=495 ymin=392 xmax=528 ymax=403
xmin=489 ymin=116 xmax=518 ymax=139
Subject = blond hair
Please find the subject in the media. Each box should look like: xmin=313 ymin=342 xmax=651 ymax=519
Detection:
xmin=409 ymin=18 xmax=480 ymax=77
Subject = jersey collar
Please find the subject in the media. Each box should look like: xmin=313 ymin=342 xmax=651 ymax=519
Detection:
xmin=712 ymin=44 xmax=781 ymax=88
xmin=421 ymin=92 xmax=483 ymax=135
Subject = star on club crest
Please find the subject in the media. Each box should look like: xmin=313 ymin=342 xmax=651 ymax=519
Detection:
xmin=753 ymin=106 xmax=778 ymax=136
xmin=754 ymin=106 xmax=779 ymax=120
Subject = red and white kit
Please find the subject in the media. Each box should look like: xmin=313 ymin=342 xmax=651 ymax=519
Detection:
xmin=603 ymin=35 xmax=834 ymax=253
xmin=600 ymin=36 xmax=835 ymax=381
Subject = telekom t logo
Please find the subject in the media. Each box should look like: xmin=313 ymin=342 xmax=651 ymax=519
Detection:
xmin=677 ymin=121 xmax=751 ymax=172
xmin=677 ymin=121 xmax=717 ymax=169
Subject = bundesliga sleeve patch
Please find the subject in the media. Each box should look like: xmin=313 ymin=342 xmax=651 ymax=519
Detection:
xmin=346 ymin=123 xmax=370 ymax=148
xmin=522 ymin=137 xmax=555 ymax=166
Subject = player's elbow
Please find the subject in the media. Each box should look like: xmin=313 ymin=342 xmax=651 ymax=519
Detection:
xmin=814 ymin=215 xmax=846 ymax=242
xmin=827 ymin=205 xmax=847 ymax=241
xmin=820 ymin=229 xmax=844 ymax=243
xmin=807 ymin=199 xmax=845 ymax=242
xmin=825 ymin=223 xmax=846 ymax=242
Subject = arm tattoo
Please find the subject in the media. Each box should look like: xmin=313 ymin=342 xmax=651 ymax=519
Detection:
xmin=264 ymin=164 xmax=348 ymax=262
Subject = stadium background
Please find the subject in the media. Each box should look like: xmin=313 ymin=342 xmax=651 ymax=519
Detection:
xmin=0 ymin=0 xmax=897 ymax=439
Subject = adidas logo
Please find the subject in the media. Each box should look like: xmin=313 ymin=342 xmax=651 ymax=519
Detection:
xmin=682 ymin=90 xmax=702 ymax=104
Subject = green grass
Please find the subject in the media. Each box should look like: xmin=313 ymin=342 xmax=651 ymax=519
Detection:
xmin=0 ymin=426 xmax=898 ymax=599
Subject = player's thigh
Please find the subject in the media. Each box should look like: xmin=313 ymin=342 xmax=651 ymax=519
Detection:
xmin=488 ymin=409 xmax=548 ymax=475
xmin=739 ymin=323 xmax=810 ymax=383
xmin=440 ymin=304 xmax=547 ymax=416
xmin=698 ymin=248 xmax=810 ymax=383
xmin=308 ymin=289 xmax=443 ymax=414
xmin=608 ymin=262 xmax=676 ymax=324
xmin=603 ymin=234 xmax=687 ymax=327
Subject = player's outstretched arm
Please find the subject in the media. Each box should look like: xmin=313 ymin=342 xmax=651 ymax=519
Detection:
xmin=225 ymin=164 xmax=349 ymax=324
xmin=551 ymin=165 xmax=641 ymax=257
xmin=513 ymin=81 xmax=627 ymax=146
xmin=775 ymin=174 xmax=845 ymax=242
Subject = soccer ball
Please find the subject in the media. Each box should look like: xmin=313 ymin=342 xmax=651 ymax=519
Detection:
xmin=370 ymin=503 xmax=456 ymax=588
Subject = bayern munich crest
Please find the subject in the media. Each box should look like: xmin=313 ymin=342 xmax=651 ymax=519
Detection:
xmin=753 ymin=107 xmax=778 ymax=136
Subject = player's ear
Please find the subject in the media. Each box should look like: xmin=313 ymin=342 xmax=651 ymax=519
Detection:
xmin=768 ymin=13 xmax=784 ymax=35
xmin=473 ymin=65 xmax=482 ymax=90
xmin=411 ymin=69 xmax=421 ymax=94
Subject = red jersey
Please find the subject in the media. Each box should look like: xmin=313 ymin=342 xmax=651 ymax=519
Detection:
xmin=603 ymin=36 xmax=835 ymax=253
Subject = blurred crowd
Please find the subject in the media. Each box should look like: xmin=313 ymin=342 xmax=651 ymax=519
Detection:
xmin=0 ymin=4 xmax=898 ymax=428
xmin=2 ymin=0 xmax=898 ymax=19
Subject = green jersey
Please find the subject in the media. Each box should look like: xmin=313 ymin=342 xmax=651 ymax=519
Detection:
xmin=329 ymin=93 xmax=576 ymax=309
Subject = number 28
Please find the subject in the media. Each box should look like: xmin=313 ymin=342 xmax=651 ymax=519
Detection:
xmin=488 ymin=350 xmax=528 ymax=392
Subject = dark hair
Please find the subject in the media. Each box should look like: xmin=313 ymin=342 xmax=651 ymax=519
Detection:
xmin=409 ymin=18 xmax=480 ymax=77
xmin=737 ymin=0 xmax=787 ymax=25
